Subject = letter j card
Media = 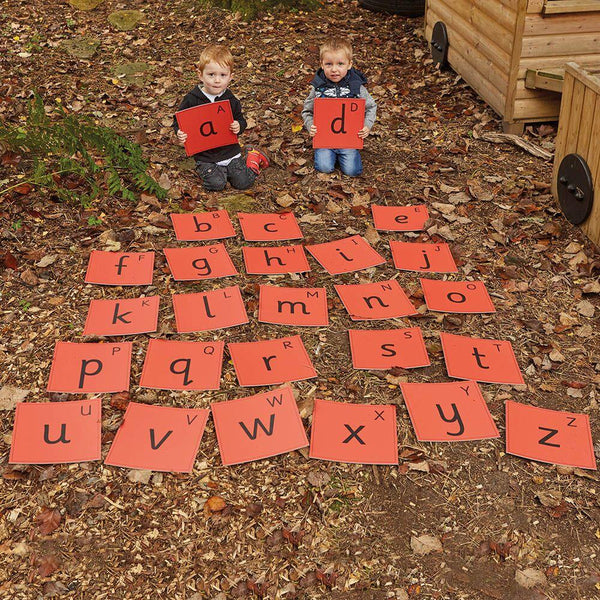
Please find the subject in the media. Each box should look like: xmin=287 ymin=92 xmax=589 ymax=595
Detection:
xmin=313 ymin=98 xmax=365 ymax=149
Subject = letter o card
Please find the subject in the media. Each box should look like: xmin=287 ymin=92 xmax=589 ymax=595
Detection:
xmin=228 ymin=335 xmax=317 ymax=387
xmin=440 ymin=332 xmax=524 ymax=385
xmin=307 ymin=235 xmax=385 ymax=274
xmin=105 ymin=403 xmax=209 ymax=473
xmin=140 ymin=339 xmax=224 ymax=391
xmin=242 ymin=245 xmax=310 ymax=275
xmin=390 ymin=241 xmax=458 ymax=273
xmin=9 ymin=398 xmax=101 ymax=465
xmin=349 ymin=328 xmax=430 ymax=370
xmin=420 ymin=279 xmax=495 ymax=313
xmin=83 ymin=296 xmax=160 ymax=336
xmin=505 ymin=401 xmax=596 ymax=470
xmin=170 ymin=210 xmax=235 ymax=241
xmin=335 ymin=279 xmax=417 ymax=320
xmin=371 ymin=204 xmax=429 ymax=232
xmin=309 ymin=399 xmax=398 ymax=465
xmin=211 ymin=386 xmax=308 ymax=466
xmin=400 ymin=381 xmax=499 ymax=442
xmin=313 ymin=98 xmax=365 ymax=149
xmin=258 ymin=285 xmax=328 ymax=327
xmin=85 ymin=251 xmax=154 ymax=286
xmin=48 ymin=342 xmax=132 ymax=393
xmin=164 ymin=244 xmax=237 ymax=281
xmin=172 ymin=286 xmax=248 ymax=332
xmin=238 ymin=212 xmax=303 ymax=241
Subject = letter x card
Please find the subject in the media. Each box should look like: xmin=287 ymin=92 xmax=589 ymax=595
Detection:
xmin=371 ymin=204 xmax=429 ymax=232
xmin=83 ymin=295 xmax=160 ymax=336
xmin=242 ymin=245 xmax=310 ymax=275
xmin=390 ymin=241 xmax=457 ymax=273
xmin=238 ymin=212 xmax=303 ymax=241
xmin=306 ymin=235 xmax=385 ymax=274
xmin=170 ymin=210 xmax=236 ymax=241
xmin=164 ymin=244 xmax=238 ymax=281
xmin=258 ymin=285 xmax=328 ymax=326
xmin=313 ymin=98 xmax=365 ymax=149
xmin=85 ymin=251 xmax=154 ymax=286
xmin=420 ymin=279 xmax=495 ymax=313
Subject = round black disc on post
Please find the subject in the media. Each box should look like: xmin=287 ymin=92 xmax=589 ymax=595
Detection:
xmin=557 ymin=153 xmax=594 ymax=225
xmin=431 ymin=21 xmax=449 ymax=67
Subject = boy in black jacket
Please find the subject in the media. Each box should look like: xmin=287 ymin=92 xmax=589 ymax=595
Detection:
xmin=173 ymin=45 xmax=268 ymax=191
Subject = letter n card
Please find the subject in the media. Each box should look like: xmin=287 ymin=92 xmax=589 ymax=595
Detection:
xmin=390 ymin=241 xmax=457 ymax=273
xmin=211 ymin=386 xmax=308 ymax=466
xmin=313 ymin=98 xmax=365 ymax=149
xmin=164 ymin=244 xmax=237 ymax=281
xmin=335 ymin=279 xmax=417 ymax=320
xmin=440 ymin=332 xmax=524 ymax=385
xmin=47 ymin=342 xmax=132 ymax=393
xmin=9 ymin=398 xmax=101 ymax=464
xmin=238 ymin=212 xmax=303 ymax=241
xmin=228 ymin=335 xmax=317 ymax=386
xmin=371 ymin=204 xmax=430 ymax=232
xmin=306 ymin=235 xmax=385 ymax=274
xmin=242 ymin=245 xmax=310 ymax=275
xmin=259 ymin=285 xmax=328 ymax=327
xmin=170 ymin=210 xmax=236 ymax=241
xmin=105 ymin=403 xmax=209 ymax=473
xmin=83 ymin=296 xmax=160 ymax=336
xmin=420 ymin=279 xmax=495 ymax=313
xmin=85 ymin=251 xmax=154 ymax=285
xmin=309 ymin=399 xmax=398 ymax=465
xmin=140 ymin=339 xmax=224 ymax=391
xmin=400 ymin=381 xmax=499 ymax=442
xmin=505 ymin=401 xmax=596 ymax=470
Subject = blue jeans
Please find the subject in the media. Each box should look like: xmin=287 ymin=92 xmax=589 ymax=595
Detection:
xmin=314 ymin=148 xmax=363 ymax=177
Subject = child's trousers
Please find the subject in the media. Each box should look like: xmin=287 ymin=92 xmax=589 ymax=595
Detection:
xmin=195 ymin=156 xmax=256 ymax=191
xmin=314 ymin=148 xmax=362 ymax=177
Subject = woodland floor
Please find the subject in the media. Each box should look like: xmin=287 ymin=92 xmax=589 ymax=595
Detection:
xmin=1 ymin=0 xmax=600 ymax=599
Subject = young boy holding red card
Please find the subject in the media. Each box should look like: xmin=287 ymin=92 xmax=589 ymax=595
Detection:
xmin=173 ymin=45 xmax=268 ymax=191
xmin=301 ymin=38 xmax=376 ymax=177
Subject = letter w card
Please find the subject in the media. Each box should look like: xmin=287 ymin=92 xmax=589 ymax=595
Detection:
xmin=105 ymin=403 xmax=209 ymax=473
xmin=371 ymin=204 xmax=429 ymax=232
xmin=9 ymin=398 xmax=101 ymax=465
xmin=83 ymin=296 xmax=160 ymax=336
xmin=309 ymin=399 xmax=398 ymax=465
xmin=259 ymin=285 xmax=328 ymax=326
xmin=400 ymin=381 xmax=499 ymax=442
xmin=420 ymin=279 xmax=495 ymax=313
xmin=505 ymin=400 xmax=596 ymax=470
xmin=313 ymin=98 xmax=365 ymax=149
xmin=85 ymin=250 xmax=154 ymax=285
xmin=170 ymin=210 xmax=236 ymax=241
xmin=307 ymin=235 xmax=385 ymax=274
xmin=238 ymin=212 xmax=303 ymax=241
xmin=211 ymin=386 xmax=308 ymax=466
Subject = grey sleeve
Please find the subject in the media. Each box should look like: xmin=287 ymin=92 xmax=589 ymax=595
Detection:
xmin=301 ymin=88 xmax=316 ymax=131
xmin=360 ymin=86 xmax=377 ymax=129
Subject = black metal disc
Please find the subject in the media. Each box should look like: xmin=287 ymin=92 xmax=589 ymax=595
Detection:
xmin=431 ymin=21 xmax=449 ymax=67
xmin=557 ymin=153 xmax=594 ymax=225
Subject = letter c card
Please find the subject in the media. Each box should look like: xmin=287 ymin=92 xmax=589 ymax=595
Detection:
xmin=238 ymin=212 xmax=303 ymax=241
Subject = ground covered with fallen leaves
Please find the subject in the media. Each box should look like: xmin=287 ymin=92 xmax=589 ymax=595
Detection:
xmin=1 ymin=0 xmax=600 ymax=598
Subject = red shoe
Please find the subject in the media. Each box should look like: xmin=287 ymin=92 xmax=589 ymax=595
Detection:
xmin=246 ymin=149 xmax=269 ymax=174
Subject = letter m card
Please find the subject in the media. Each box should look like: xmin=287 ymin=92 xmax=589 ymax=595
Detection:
xmin=313 ymin=98 xmax=365 ymax=149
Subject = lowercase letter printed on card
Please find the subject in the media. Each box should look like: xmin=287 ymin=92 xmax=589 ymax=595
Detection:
xmin=420 ymin=279 xmax=495 ymax=314
xmin=242 ymin=245 xmax=311 ymax=275
xmin=390 ymin=241 xmax=458 ymax=273
xmin=238 ymin=212 xmax=303 ymax=241
xmin=83 ymin=296 xmax=160 ymax=336
xmin=170 ymin=210 xmax=236 ymax=241
xmin=371 ymin=204 xmax=430 ymax=232
xmin=313 ymin=98 xmax=365 ymax=150
xmin=258 ymin=285 xmax=329 ymax=327
xmin=164 ymin=244 xmax=238 ymax=281
xmin=85 ymin=250 xmax=155 ymax=286
xmin=306 ymin=235 xmax=385 ymax=275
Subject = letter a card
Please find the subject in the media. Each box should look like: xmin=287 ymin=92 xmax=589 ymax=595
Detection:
xmin=85 ymin=250 xmax=154 ymax=286
xmin=309 ymin=399 xmax=398 ymax=465
xmin=400 ymin=381 xmax=499 ymax=442
xmin=242 ymin=245 xmax=310 ymax=275
xmin=228 ymin=335 xmax=317 ymax=386
xmin=371 ymin=204 xmax=429 ymax=232
xmin=440 ymin=333 xmax=524 ymax=385
xmin=164 ymin=244 xmax=237 ymax=281
xmin=420 ymin=279 xmax=495 ymax=313
xmin=313 ymin=98 xmax=365 ymax=149
xmin=211 ymin=386 xmax=308 ymax=466
xmin=306 ymin=235 xmax=385 ymax=274
xmin=238 ymin=212 xmax=303 ymax=241
xmin=140 ymin=339 xmax=224 ymax=391
xmin=47 ymin=342 xmax=132 ymax=393
xmin=390 ymin=241 xmax=457 ymax=273
xmin=258 ymin=285 xmax=328 ymax=327
xmin=83 ymin=295 xmax=160 ymax=336
xmin=170 ymin=210 xmax=236 ymax=241
xmin=10 ymin=398 xmax=101 ymax=464
xmin=105 ymin=403 xmax=209 ymax=473
xmin=505 ymin=400 xmax=596 ymax=470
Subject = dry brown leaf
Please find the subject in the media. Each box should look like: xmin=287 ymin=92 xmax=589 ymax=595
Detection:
xmin=36 ymin=508 xmax=61 ymax=535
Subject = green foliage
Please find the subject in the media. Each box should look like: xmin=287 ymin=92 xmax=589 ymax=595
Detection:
xmin=199 ymin=0 xmax=319 ymax=20
xmin=0 ymin=94 xmax=167 ymax=205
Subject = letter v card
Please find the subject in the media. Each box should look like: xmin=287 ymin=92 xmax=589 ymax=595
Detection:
xmin=85 ymin=251 xmax=155 ymax=285
xmin=211 ymin=386 xmax=308 ymax=465
xmin=170 ymin=210 xmax=236 ymax=241
xmin=258 ymin=285 xmax=328 ymax=326
xmin=309 ymin=399 xmax=398 ymax=465
xmin=306 ymin=235 xmax=385 ymax=274
xmin=84 ymin=296 xmax=160 ymax=336
xmin=9 ymin=398 xmax=102 ymax=464
xmin=105 ymin=403 xmax=209 ymax=473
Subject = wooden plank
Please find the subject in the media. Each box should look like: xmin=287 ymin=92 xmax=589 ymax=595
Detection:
xmin=565 ymin=61 xmax=600 ymax=95
xmin=524 ymin=68 xmax=565 ymax=91
xmin=581 ymin=95 xmax=600 ymax=245
xmin=543 ymin=1 xmax=600 ymax=15
xmin=528 ymin=0 xmax=544 ymax=13
xmin=512 ymin=95 xmax=562 ymax=118
xmin=552 ymin=69 xmax=575 ymax=197
xmin=576 ymin=85 xmax=597 ymax=155
xmin=565 ymin=79 xmax=586 ymax=152
xmin=473 ymin=0 xmax=518 ymax=34
xmin=524 ymin=12 xmax=600 ymax=35
xmin=504 ymin=0 xmax=530 ymax=121
xmin=521 ymin=32 xmax=600 ymax=58
xmin=518 ymin=53 xmax=600 ymax=78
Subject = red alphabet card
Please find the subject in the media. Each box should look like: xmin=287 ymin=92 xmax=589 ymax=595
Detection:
xmin=306 ymin=235 xmax=385 ymax=274
xmin=47 ymin=342 xmax=132 ymax=393
xmin=85 ymin=250 xmax=154 ymax=286
xmin=349 ymin=327 xmax=430 ymax=370
xmin=9 ymin=398 xmax=101 ymax=465
xmin=172 ymin=285 xmax=248 ymax=332
xmin=238 ymin=212 xmax=303 ymax=241
xmin=505 ymin=400 xmax=596 ymax=470
xmin=83 ymin=295 xmax=160 ymax=336
xmin=371 ymin=204 xmax=430 ymax=232
xmin=440 ymin=332 xmax=524 ymax=385
xmin=258 ymin=285 xmax=328 ymax=327
xmin=105 ymin=403 xmax=209 ymax=473
xmin=228 ymin=335 xmax=317 ymax=387
xmin=242 ymin=245 xmax=310 ymax=275
xmin=400 ymin=381 xmax=499 ymax=442
xmin=170 ymin=210 xmax=236 ymax=241
xmin=164 ymin=244 xmax=237 ymax=281
xmin=334 ymin=279 xmax=417 ymax=320
xmin=309 ymin=399 xmax=398 ymax=465
xmin=313 ymin=98 xmax=365 ymax=149
xmin=390 ymin=241 xmax=458 ymax=273
xmin=175 ymin=100 xmax=237 ymax=156
xmin=420 ymin=279 xmax=495 ymax=313
xmin=140 ymin=339 xmax=224 ymax=391
xmin=211 ymin=386 xmax=308 ymax=466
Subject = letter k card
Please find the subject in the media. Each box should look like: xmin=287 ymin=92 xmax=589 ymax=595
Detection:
xmin=83 ymin=296 xmax=160 ymax=336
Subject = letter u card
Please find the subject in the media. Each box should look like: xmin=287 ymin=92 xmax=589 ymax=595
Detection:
xmin=313 ymin=97 xmax=365 ymax=149
xmin=105 ymin=403 xmax=209 ymax=473
xmin=242 ymin=245 xmax=310 ymax=275
xmin=47 ymin=342 xmax=132 ymax=393
xmin=258 ymin=285 xmax=328 ymax=326
xmin=211 ymin=386 xmax=308 ymax=466
xmin=390 ymin=241 xmax=457 ymax=273
xmin=309 ymin=399 xmax=398 ymax=465
xmin=164 ymin=244 xmax=238 ymax=281
xmin=238 ymin=212 xmax=303 ymax=241
xmin=400 ymin=381 xmax=499 ymax=442
xmin=9 ymin=398 xmax=101 ymax=464
xmin=420 ymin=279 xmax=495 ymax=313
xmin=85 ymin=251 xmax=154 ymax=285
xmin=306 ymin=235 xmax=385 ymax=274
xmin=371 ymin=204 xmax=430 ymax=232
xmin=505 ymin=400 xmax=596 ymax=470
xmin=170 ymin=210 xmax=236 ymax=241
xmin=83 ymin=296 xmax=160 ymax=336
